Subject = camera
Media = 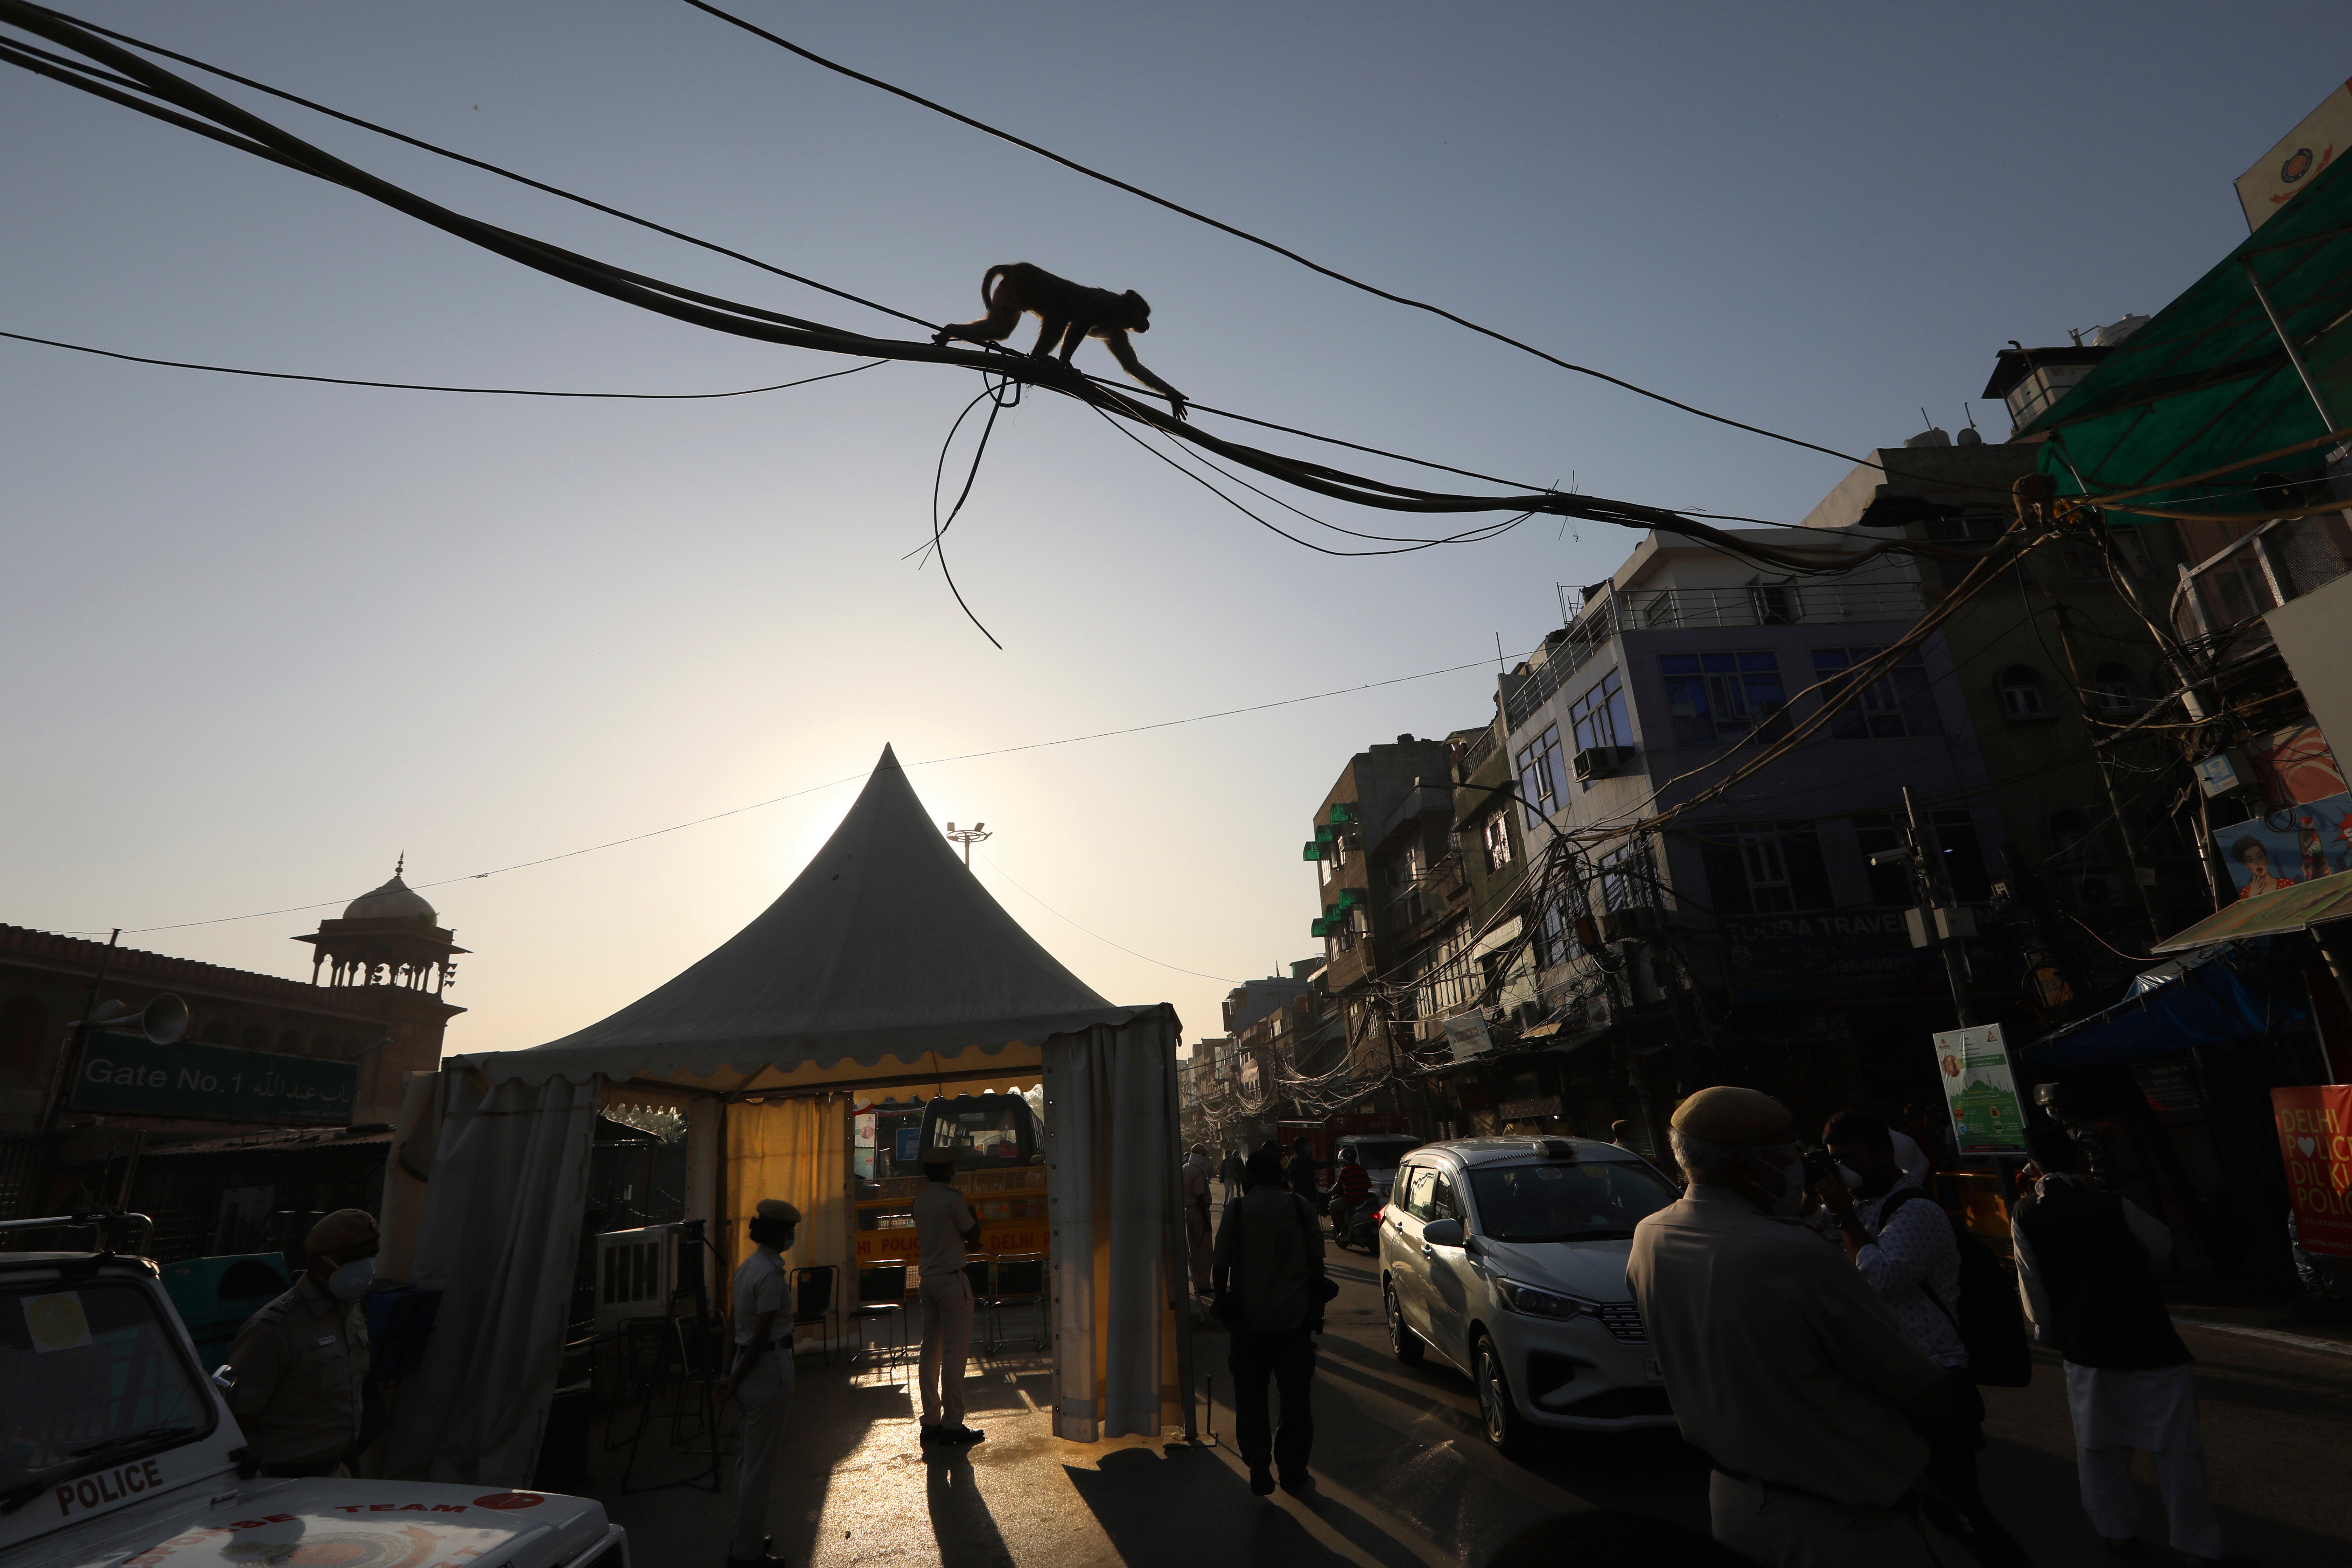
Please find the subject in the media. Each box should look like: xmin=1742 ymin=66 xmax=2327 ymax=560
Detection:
xmin=1799 ymin=1148 xmax=1841 ymax=1188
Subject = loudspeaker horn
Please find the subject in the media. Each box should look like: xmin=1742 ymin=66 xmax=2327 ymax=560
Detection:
xmin=80 ymin=993 xmax=190 ymax=1045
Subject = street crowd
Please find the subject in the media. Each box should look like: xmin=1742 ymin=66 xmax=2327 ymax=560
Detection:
xmin=211 ymin=1097 xmax=2251 ymax=1568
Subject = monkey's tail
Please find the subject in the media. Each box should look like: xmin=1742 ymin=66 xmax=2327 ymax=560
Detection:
xmin=980 ymin=264 xmax=1008 ymax=307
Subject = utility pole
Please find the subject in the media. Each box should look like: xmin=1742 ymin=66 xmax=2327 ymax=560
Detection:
xmin=943 ymin=820 xmax=990 ymax=867
xmin=2050 ymin=602 xmax=2166 ymax=940
xmin=1901 ymin=788 xmax=1976 ymax=1028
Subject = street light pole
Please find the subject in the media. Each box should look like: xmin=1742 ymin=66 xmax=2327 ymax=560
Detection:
xmin=943 ymin=821 xmax=991 ymax=867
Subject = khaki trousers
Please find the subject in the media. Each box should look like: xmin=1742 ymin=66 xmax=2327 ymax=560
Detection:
xmin=918 ymin=1273 xmax=974 ymax=1428
xmin=729 ymin=1351 xmax=794 ymax=1560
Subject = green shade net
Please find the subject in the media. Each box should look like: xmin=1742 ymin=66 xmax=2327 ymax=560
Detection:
xmin=2023 ymin=152 xmax=2352 ymax=511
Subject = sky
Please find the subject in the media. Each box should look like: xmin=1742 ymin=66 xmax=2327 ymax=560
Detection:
xmin=4 ymin=2 xmax=2347 ymax=1057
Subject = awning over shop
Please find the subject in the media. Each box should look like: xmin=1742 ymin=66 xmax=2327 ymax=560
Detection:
xmin=2150 ymin=872 xmax=2352 ymax=953
xmin=2022 ymin=151 xmax=2352 ymax=504
xmin=2028 ymin=946 xmax=2308 ymax=1066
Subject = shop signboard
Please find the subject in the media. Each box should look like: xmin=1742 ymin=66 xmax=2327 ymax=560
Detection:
xmin=2212 ymin=792 xmax=2352 ymax=901
xmin=70 ymin=1033 xmax=356 ymax=1124
xmin=2273 ymin=1085 xmax=2352 ymax=1259
xmin=1723 ymin=910 xmax=1934 ymax=1002
xmin=1933 ymin=1023 xmax=2027 ymax=1152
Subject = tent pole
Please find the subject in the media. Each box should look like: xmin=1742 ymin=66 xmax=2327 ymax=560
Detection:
xmin=1167 ymin=1024 xmax=1199 ymax=1444
xmin=2242 ymin=259 xmax=2339 ymax=430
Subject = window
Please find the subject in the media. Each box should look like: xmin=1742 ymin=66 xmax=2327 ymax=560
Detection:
xmin=1399 ymin=1166 xmax=1436 ymax=1219
xmin=1698 ymin=822 xmax=1835 ymax=916
xmin=0 ymin=1279 xmax=215 ymax=1494
xmin=1535 ymin=895 xmax=1584 ymax=967
xmin=2092 ymin=662 xmax=2139 ymax=713
xmin=1747 ymin=576 xmax=1797 ymax=624
xmin=1515 ymin=725 xmax=1565 ymax=828
xmin=1570 ymin=669 xmax=1629 ymax=754
xmin=1600 ymin=839 xmax=1658 ymax=912
xmin=1467 ymin=1162 xmax=1678 ymax=1242
xmin=1999 ymin=665 xmax=2048 ymax=720
xmin=1482 ymin=812 xmax=1513 ymax=873
xmin=1428 ymin=1171 xmax=1461 ymax=1221
xmin=1660 ymin=652 xmax=1786 ymax=747
xmin=1813 ymin=647 xmax=1940 ymax=739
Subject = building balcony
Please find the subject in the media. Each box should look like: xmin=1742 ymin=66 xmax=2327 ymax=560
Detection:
xmin=2172 ymin=513 xmax=2352 ymax=662
xmin=1504 ymin=582 xmax=1924 ymax=728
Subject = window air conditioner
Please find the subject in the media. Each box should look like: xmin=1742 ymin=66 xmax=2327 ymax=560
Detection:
xmin=1573 ymin=746 xmax=1633 ymax=782
xmin=595 ymin=1224 xmax=679 ymax=1333
xmin=1600 ymin=906 xmax=1662 ymax=942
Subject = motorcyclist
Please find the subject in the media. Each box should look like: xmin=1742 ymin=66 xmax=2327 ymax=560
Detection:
xmin=1330 ymin=1148 xmax=1374 ymax=1239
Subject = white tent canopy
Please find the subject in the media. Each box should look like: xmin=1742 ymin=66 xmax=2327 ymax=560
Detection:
xmin=469 ymin=744 xmax=1160 ymax=1093
xmin=383 ymin=749 xmax=1188 ymax=1485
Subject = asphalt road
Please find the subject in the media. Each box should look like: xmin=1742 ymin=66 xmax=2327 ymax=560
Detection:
xmin=1191 ymin=1201 xmax=2352 ymax=1567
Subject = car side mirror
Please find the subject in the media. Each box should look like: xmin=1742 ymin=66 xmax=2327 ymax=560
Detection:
xmin=1422 ymin=1218 xmax=1465 ymax=1247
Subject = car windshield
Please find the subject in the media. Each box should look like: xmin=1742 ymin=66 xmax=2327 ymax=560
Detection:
xmin=1468 ymin=1160 xmax=1678 ymax=1242
xmin=0 ymin=1280 xmax=212 ymax=1493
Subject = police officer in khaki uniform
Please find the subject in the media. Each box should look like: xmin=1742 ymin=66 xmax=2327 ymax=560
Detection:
xmin=718 ymin=1197 xmax=799 ymax=1567
xmin=225 ymin=1208 xmax=378 ymax=1477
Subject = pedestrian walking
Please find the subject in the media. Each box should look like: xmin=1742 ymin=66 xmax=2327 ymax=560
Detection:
xmin=1627 ymin=1087 xmax=1959 ymax=1567
xmin=1212 ymin=1148 xmax=1328 ymax=1497
xmin=1285 ymin=1135 xmax=1325 ymax=1202
xmin=1183 ymin=1144 xmax=1214 ymax=1296
xmin=718 ymin=1197 xmax=799 ymax=1568
xmin=1819 ymin=1110 xmax=2031 ymax=1565
xmin=224 ymin=1208 xmax=378 ymax=1478
xmin=1219 ymin=1147 xmax=1244 ymax=1206
xmin=2013 ymin=1124 xmax=2245 ymax=1566
xmin=912 ymin=1146 xmax=984 ymax=1447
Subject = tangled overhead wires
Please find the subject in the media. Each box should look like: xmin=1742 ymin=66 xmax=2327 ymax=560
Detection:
xmin=915 ymin=373 xmax=1022 ymax=646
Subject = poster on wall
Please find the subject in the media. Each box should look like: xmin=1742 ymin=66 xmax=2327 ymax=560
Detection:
xmin=2273 ymin=1085 xmax=2352 ymax=1259
xmin=2257 ymin=722 xmax=2347 ymax=805
xmin=2213 ymin=791 xmax=2352 ymax=900
xmin=1934 ymin=1023 xmax=2028 ymax=1152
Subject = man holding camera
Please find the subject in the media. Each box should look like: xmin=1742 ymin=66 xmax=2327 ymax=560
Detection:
xmin=1818 ymin=1110 xmax=2029 ymax=1565
xmin=1629 ymin=1087 xmax=1956 ymax=1567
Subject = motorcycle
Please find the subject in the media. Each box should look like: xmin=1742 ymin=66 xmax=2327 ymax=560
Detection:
xmin=1326 ymin=1190 xmax=1386 ymax=1253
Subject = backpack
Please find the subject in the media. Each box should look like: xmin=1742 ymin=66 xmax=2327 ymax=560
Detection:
xmin=1875 ymin=1187 xmax=2032 ymax=1388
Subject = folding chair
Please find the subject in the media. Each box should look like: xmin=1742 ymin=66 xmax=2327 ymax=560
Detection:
xmin=987 ymin=1254 xmax=1048 ymax=1352
xmin=789 ymin=1264 xmax=840 ymax=1365
xmin=849 ymin=1264 xmax=910 ymax=1381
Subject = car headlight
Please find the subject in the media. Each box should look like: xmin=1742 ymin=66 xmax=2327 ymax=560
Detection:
xmin=1493 ymin=1278 xmax=1596 ymax=1321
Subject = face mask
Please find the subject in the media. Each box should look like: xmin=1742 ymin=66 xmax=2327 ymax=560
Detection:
xmin=1836 ymin=1163 xmax=1863 ymax=1190
xmin=1769 ymin=1156 xmax=1808 ymax=1217
xmin=327 ymin=1257 xmax=375 ymax=1302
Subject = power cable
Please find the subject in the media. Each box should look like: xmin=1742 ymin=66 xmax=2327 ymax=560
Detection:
xmin=43 ymin=7 xmax=938 ymax=334
xmin=68 ymin=646 xmax=1533 ymax=937
xmin=0 ymin=327 xmax=890 ymax=398
xmin=674 ymin=0 xmax=1876 ymax=467
xmin=972 ymin=847 xmax=1236 ymax=984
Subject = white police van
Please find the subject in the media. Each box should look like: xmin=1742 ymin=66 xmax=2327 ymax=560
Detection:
xmin=1 ymin=1214 xmax=625 ymax=1568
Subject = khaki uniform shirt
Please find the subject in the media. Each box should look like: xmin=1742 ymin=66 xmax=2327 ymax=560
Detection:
xmin=225 ymin=1275 xmax=369 ymax=1465
xmin=1626 ymin=1183 xmax=1941 ymax=1509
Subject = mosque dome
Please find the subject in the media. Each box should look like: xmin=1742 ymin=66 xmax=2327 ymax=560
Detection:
xmin=343 ymin=871 xmax=438 ymax=925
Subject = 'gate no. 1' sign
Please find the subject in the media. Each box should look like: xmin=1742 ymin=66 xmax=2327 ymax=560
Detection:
xmin=2273 ymin=1084 xmax=2352 ymax=1259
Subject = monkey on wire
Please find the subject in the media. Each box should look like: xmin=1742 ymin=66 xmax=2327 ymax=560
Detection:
xmin=933 ymin=262 xmax=1187 ymax=419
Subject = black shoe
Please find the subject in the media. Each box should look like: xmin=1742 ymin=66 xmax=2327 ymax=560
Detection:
xmin=1248 ymin=1464 xmax=1275 ymax=1496
xmin=1279 ymin=1469 xmax=1312 ymax=1494
xmin=944 ymin=1424 xmax=985 ymax=1444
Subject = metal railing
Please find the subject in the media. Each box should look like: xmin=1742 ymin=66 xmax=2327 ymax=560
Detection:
xmin=1503 ymin=582 xmax=1923 ymax=729
xmin=2172 ymin=514 xmax=2352 ymax=659
xmin=1459 ymin=724 xmax=1500 ymax=776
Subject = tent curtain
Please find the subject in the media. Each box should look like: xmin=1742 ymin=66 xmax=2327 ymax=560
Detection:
xmin=723 ymin=1093 xmax=853 ymax=1339
xmin=384 ymin=1070 xmax=596 ymax=1486
xmin=1043 ymin=1014 xmax=1182 ymax=1442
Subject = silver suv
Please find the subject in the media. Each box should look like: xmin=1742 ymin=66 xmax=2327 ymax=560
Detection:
xmin=1379 ymin=1137 xmax=1680 ymax=1449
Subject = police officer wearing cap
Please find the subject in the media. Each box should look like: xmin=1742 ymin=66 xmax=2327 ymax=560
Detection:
xmin=1626 ymin=1088 xmax=1956 ymax=1567
xmin=225 ymin=1207 xmax=378 ymax=1477
xmin=719 ymin=1198 xmax=799 ymax=1567
xmin=911 ymin=1144 xmax=982 ymax=1447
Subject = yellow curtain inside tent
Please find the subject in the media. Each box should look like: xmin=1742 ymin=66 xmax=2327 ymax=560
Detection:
xmin=722 ymin=1093 xmax=852 ymax=1337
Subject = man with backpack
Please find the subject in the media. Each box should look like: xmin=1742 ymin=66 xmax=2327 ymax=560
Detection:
xmin=1820 ymin=1109 xmax=2032 ymax=1567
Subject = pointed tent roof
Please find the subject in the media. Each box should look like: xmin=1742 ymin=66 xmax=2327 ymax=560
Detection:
xmin=465 ymin=746 xmax=1163 ymax=1089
